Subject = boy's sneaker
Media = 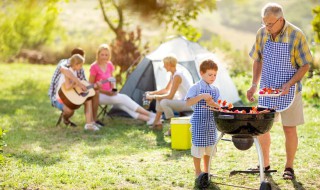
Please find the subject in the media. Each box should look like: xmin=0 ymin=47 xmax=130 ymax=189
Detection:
xmin=95 ymin=120 xmax=105 ymax=127
xmin=84 ymin=123 xmax=100 ymax=131
xmin=63 ymin=118 xmax=77 ymax=127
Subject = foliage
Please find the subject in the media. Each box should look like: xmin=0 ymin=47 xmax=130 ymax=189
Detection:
xmin=154 ymin=0 xmax=216 ymax=41
xmin=302 ymin=75 xmax=320 ymax=105
xmin=0 ymin=127 xmax=6 ymax=164
xmin=109 ymin=27 xmax=150 ymax=85
xmin=217 ymin=0 xmax=317 ymax=39
xmin=98 ymin=0 xmax=149 ymax=85
xmin=200 ymin=34 xmax=252 ymax=76
xmin=0 ymin=63 xmax=320 ymax=190
xmin=98 ymin=0 xmax=216 ymax=85
xmin=312 ymin=5 xmax=320 ymax=43
xmin=0 ymin=0 xmax=63 ymax=61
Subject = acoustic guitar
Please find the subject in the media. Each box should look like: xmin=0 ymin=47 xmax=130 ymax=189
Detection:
xmin=58 ymin=78 xmax=115 ymax=110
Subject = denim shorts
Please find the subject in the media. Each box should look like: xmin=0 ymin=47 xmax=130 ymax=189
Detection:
xmin=52 ymin=100 xmax=64 ymax=111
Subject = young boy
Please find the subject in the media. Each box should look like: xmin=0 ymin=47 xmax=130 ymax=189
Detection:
xmin=54 ymin=54 xmax=100 ymax=131
xmin=185 ymin=59 xmax=220 ymax=177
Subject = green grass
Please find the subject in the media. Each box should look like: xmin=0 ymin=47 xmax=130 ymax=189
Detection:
xmin=0 ymin=63 xmax=320 ymax=190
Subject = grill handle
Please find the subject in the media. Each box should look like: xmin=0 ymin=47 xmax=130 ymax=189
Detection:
xmin=218 ymin=115 xmax=235 ymax=119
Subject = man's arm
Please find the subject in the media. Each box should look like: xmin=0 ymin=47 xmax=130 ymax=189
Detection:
xmin=247 ymin=60 xmax=263 ymax=102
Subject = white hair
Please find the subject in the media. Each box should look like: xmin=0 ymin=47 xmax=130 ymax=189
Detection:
xmin=261 ymin=3 xmax=284 ymax=18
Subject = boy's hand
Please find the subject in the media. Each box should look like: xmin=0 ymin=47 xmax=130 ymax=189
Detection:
xmin=78 ymin=82 xmax=87 ymax=92
xmin=201 ymin=93 xmax=212 ymax=101
xmin=206 ymin=99 xmax=220 ymax=108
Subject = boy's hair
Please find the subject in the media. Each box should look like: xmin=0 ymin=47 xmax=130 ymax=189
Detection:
xmin=200 ymin=59 xmax=218 ymax=73
xmin=71 ymin=48 xmax=85 ymax=57
xmin=69 ymin=54 xmax=85 ymax=67
xmin=163 ymin=54 xmax=177 ymax=67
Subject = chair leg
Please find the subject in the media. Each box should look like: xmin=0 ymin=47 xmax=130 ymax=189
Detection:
xmin=98 ymin=105 xmax=113 ymax=121
xmin=98 ymin=105 xmax=107 ymax=121
xmin=56 ymin=112 xmax=63 ymax=127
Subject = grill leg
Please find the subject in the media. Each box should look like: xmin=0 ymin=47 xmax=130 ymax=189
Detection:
xmin=253 ymin=136 xmax=265 ymax=183
xmin=207 ymin=133 xmax=225 ymax=181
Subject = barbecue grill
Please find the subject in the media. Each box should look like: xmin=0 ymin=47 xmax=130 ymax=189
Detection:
xmin=197 ymin=107 xmax=276 ymax=190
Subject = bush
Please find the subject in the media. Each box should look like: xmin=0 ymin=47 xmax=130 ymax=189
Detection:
xmin=0 ymin=127 xmax=6 ymax=164
xmin=302 ymin=75 xmax=320 ymax=105
xmin=0 ymin=0 xmax=62 ymax=61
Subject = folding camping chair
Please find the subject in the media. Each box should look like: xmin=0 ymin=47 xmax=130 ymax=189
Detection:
xmin=56 ymin=112 xmax=63 ymax=127
xmin=98 ymin=105 xmax=113 ymax=121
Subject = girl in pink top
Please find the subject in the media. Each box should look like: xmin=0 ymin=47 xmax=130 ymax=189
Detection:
xmin=89 ymin=44 xmax=155 ymax=125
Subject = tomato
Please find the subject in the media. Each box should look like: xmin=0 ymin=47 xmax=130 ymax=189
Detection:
xmin=222 ymin=100 xmax=227 ymax=106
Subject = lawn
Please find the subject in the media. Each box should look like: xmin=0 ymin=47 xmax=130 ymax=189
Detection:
xmin=0 ymin=63 xmax=319 ymax=190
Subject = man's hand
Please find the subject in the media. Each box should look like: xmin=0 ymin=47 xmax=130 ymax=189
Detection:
xmin=247 ymin=86 xmax=257 ymax=102
xmin=281 ymin=82 xmax=292 ymax=95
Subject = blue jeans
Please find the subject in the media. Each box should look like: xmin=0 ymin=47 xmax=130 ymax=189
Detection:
xmin=52 ymin=100 xmax=64 ymax=111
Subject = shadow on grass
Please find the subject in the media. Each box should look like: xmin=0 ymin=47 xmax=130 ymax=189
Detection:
xmin=266 ymin=173 xmax=306 ymax=190
xmin=2 ymin=78 xmax=183 ymax=166
xmin=8 ymin=151 xmax=64 ymax=166
xmin=292 ymin=178 xmax=306 ymax=190
xmin=265 ymin=173 xmax=281 ymax=190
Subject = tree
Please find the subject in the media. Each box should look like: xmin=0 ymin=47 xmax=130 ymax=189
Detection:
xmin=0 ymin=0 xmax=62 ymax=61
xmin=312 ymin=5 xmax=320 ymax=43
xmin=98 ymin=0 xmax=216 ymax=85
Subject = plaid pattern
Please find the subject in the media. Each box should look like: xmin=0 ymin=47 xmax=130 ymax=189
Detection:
xmin=249 ymin=21 xmax=313 ymax=92
xmin=188 ymin=81 xmax=219 ymax=147
xmin=259 ymin=40 xmax=296 ymax=111
xmin=48 ymin=59 xmax=86 ymax=106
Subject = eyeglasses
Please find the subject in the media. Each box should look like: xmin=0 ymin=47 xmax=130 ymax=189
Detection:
xmin=261 ymin=18 xmax=281 ymax=28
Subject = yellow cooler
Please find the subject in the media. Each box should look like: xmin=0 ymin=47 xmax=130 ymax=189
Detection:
xmin=171 ymin=116 xmax=192 ymax=150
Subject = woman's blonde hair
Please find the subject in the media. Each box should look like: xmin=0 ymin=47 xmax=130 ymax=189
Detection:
xmin=96 ymin=44 xmax=112 ymax=61
xmin=69 ymin=54 xmax=85 ymax=67
xmin=163 ymin=54 xmax=177 ymax=67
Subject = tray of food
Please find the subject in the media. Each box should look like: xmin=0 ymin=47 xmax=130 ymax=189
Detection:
xmin=258 ymin=87 xmax=282 ymax=97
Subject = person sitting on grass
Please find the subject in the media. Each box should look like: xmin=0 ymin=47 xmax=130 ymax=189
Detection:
xmin=185 ymin=59 xmax=221 ymax=178
xmin=48 ymin=49 xmax=100 ymax=131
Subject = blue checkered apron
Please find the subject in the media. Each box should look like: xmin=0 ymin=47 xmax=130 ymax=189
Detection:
xmin=259 ymin=39 xmax=297 ymax=112
xmin=190 ymin=88 xmax=217 ymax=147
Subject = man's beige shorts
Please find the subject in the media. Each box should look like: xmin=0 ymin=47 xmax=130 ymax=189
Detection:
xmin=274 ymin=92 xmax=304 ymax=126
xmin=191 ymin=145 xmax=216 ymax=158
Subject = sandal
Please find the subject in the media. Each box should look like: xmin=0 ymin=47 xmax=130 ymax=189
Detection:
xmin=150 ymin=124 xmax=163 ymax=131
xmin=283 ymin=167 xmax=295 ymax=180
xmin=63 ymin=118 xmax=77 ymax=127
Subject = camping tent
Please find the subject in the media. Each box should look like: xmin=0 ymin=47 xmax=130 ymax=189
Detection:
xmin=109 ymin=36 xmax=241 ymax=115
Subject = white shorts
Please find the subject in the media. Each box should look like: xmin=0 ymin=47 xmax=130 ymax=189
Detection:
xmin=274 ymin=92 xmax=304 ymax=126
xmin=191 ymin=145 xmax=216 ymax=158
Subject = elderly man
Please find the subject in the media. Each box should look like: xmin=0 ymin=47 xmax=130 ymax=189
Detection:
xmin=246 ymin=3 xmax=313 ymax=180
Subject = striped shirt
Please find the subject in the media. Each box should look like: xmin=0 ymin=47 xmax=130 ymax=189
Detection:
xmin=249 ymin=20 xmax=313 ymax=68
xmin=249 ymin=20 xmax=313 ymax=91
xmin=48 ymin=59 xmax=86 ymax=105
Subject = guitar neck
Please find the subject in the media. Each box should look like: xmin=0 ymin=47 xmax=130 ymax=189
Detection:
xmin=86 ymin=79 xmax=110 ymax=89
